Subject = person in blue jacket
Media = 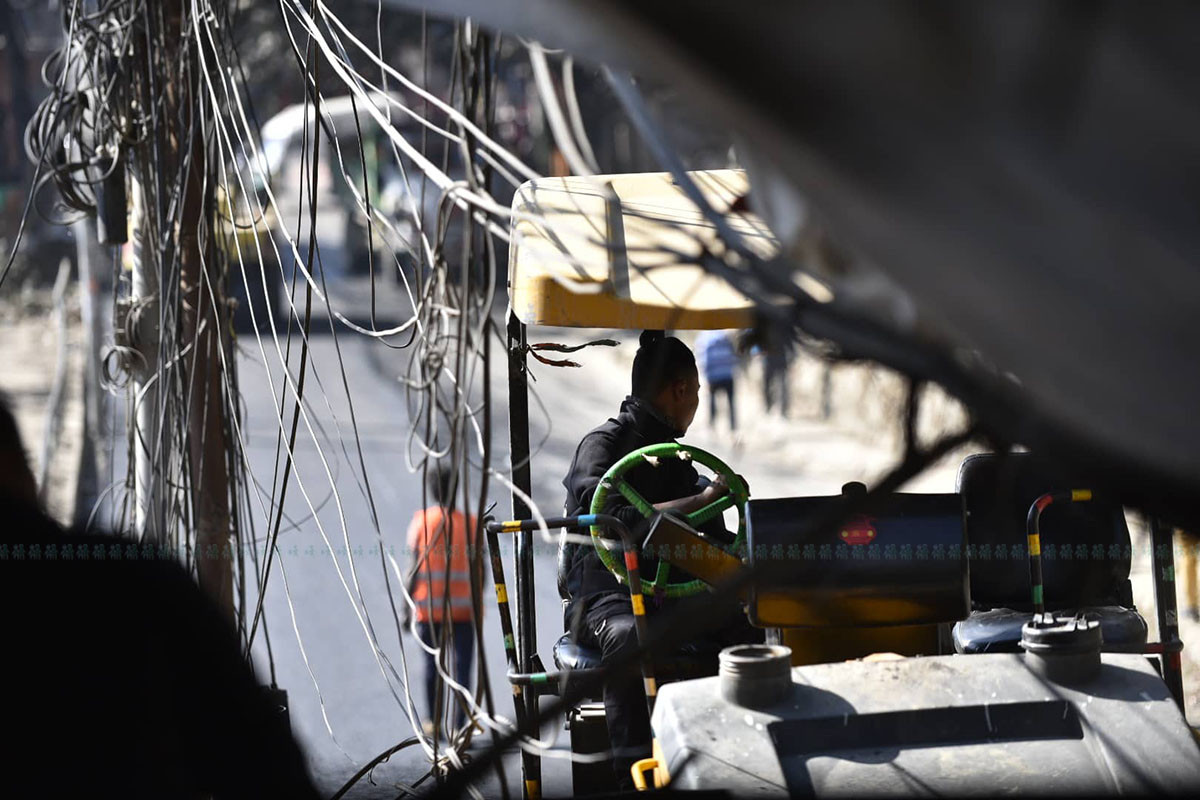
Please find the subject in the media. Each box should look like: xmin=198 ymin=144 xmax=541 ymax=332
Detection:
xmin=695 ymin=329 xmax=739 ymax=432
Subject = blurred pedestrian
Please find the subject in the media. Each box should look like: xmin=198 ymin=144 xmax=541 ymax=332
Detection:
xmin=762 ymin=330 xmax=793 ymax=418
xmin=739 ymin=323 xmax=794 ymax=419
xmin=695 ymin=329 xmax=738 ymax=432
xmin=404 ymin=464 xmax=481 ymax=739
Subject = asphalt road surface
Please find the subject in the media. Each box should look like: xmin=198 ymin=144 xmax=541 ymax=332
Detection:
xmin=230 ymin=193 xmax=576 ymax=797
xmin=236 ymin=325 xmax=581 ymax=798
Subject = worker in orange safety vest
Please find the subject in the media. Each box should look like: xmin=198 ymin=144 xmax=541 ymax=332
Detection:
xmin=404 ymin=464 xmax=480 ymax=738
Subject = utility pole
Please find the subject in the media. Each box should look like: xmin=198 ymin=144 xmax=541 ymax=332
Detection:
xmin=124 ymin=0 xmax=234 ymax=617
xmin=127 ymin=17 xmax=165 ymax=547
xmin=128 ymin=184 xmax=165 ymax=542
xmin=167 ymin=0 xmax=235 ymax=619
xmin=65 ymin=7 xmax=117 ymax=529
xmin=73 ymin=215 xmax=106 ymax=528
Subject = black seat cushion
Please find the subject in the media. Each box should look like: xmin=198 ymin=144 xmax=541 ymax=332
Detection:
xmin=551 ymin=633 xmax=723 ymax=683
xmin=957 ymin=452 xmax=1133 ymax=610
xmin=954 ymin=606 xmax=1148 ymax=653
xmin=553 ymin=633 xmax=603 ymax=671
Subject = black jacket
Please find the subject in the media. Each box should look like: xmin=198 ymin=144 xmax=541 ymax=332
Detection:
xmin=560 ymin=396 xmax=728 ymax=621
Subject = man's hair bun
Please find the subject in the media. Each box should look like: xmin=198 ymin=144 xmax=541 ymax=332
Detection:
xmin=631 ymin=331 xmax=695 ymax=400
xmin=639 ymin=329 xmax=665 ymax=348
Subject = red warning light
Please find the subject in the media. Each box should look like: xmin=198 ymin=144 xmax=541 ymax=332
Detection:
xmin=840 ymin=514 xmax=877 ymax=546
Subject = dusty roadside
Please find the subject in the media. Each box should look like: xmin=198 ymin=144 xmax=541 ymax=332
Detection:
xmin=1129 ymin=516 xmax=1200 ymax=724
xmin=1 ymin=286 xmax=85 ymax=526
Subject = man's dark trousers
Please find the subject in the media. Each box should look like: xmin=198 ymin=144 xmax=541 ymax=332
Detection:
xmin=575 ymin=592 xmax=763 ymax=788
xmin=417 ymin=620 xmax=476 ymax=729
xmin=577 ymin=595 xmax=651 ymax=788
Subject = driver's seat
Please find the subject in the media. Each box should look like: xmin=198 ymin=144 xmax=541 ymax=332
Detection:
xmin=554 ymin=532 xmax=610 ymax=683
xmin=551 ymin=626 xmax=726 ymax=683
xmin=550 ymin=604 xmax=729 ymax=795
xmin=553 ymin=535 xmax=606 ymax=691
xmin=952 ymin=452 xmax=1147 ymax=653
xmin=553 ymin=632 xmax=604 ymax=673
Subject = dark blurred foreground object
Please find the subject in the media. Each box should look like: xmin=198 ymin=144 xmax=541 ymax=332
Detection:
xmin=385 ymin=0 xmax=1200 ymax=523
xmin=0 ymin=400 xmax=318 ymax=799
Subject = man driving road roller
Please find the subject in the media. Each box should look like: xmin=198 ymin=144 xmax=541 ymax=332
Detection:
xmin=560 ymin=329 xmax=762 ymax=790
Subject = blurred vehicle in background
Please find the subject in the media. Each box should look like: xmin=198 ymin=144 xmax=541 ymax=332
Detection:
xmin=259 ymin=92 xmax=452 ymax=283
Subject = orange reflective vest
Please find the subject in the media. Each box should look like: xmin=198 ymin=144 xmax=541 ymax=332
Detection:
xmin=407 ymin=506 xmax=479 ymax=623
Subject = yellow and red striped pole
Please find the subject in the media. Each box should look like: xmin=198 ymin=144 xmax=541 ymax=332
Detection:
xmin=1026 ymin=490 xmax=1092 ymax=615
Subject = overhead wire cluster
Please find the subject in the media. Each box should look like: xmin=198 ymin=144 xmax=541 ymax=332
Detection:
xmin=16 ymin=0 xmax=136 ymax=226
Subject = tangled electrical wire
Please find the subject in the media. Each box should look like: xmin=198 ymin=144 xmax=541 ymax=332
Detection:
xmin=23 ymin=1 xmax=134 ymax=209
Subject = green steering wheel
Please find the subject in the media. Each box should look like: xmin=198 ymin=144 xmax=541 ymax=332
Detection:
xmin=589 ymin=442 xmax=749 ymax=598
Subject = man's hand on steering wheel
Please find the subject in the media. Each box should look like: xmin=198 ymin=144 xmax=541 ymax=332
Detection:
xmin=703 ymin=473 xmax=749 ymax=502
xmin=703 ymin=473 xmax=731 ymax=502
xmin=590 ymin=443 xmax=750 ymax=598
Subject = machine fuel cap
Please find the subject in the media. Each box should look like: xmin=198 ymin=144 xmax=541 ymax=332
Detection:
xmin=719 ymin=644 xmax=793 ymax=707
xmin=1020 ymin=613 xmax=1103 ymax=684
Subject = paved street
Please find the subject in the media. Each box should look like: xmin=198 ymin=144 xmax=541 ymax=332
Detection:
xmin=234 ymin=315 xmax=589 ymax=797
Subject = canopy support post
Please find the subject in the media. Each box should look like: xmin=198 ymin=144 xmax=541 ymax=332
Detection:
xmin=507 ymin=309 xmax=541 ymax=800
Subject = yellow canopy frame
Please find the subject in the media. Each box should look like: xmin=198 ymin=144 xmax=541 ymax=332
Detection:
xmin=507 ymin=169 xmax=779 ymax=330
